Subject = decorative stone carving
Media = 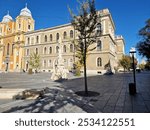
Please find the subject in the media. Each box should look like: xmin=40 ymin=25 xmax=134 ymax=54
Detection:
xmin=51 ymin=38 xmax=69 ymax=81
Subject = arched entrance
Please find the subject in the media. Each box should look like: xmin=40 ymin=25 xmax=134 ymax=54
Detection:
xmin=5 ymin=63 xmax=9 ymax=72
xmin=26 ymin=61 xmax=29 ymax=71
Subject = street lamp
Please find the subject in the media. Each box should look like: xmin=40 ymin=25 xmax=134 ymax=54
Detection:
xmin=129 ymin=47 xmax=136 ymax=95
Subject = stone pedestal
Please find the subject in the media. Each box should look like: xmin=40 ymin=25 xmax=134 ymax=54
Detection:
xmin=51 ymin=38 xmax=69 ymax=81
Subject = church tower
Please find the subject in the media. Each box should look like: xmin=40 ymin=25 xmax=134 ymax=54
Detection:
xmin=14 ymin=4 xmax=34 ymax=72
xmin=0 ymin=4 xmax=34 ymax=72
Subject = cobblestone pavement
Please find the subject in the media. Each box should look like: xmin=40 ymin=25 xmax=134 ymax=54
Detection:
xmin=0 ymin=72 xmax=150 ymax=113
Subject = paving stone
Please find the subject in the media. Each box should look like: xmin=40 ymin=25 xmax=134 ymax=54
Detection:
xmin=123 ymin=107 xmax=133 ymax=113
xmin=0 ymin=72 xmax=150 ymax=113
xmin=114 ymin=106 xmax=123 ymax=113
xmin=144 ymin=101 xmax=150 ymax=112
xmin=132 ymin=105 xmax=149 ymax=113
xmin=102 ymin=105 xmax=115 ymax=113
xmin=56 ymin=103 xmax=86 ymax=113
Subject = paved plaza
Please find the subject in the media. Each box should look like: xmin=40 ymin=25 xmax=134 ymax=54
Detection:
xmin=0 ymin=72 xmax=150 ymax=113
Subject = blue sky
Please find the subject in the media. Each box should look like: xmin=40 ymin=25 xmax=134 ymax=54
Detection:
xmin=0 ymin=0 xmax=150 ymax=62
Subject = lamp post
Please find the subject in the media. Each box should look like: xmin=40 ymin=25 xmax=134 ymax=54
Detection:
xmin=129 ymin=47 xmax=136 ymax=95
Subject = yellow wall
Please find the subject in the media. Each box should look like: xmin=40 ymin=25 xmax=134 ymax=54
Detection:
xmin=0 ymin=14 xmax=34 ymax=72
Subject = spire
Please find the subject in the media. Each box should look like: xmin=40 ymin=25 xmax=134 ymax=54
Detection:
xmin=7 ymin=10 xmax=9 ymax=15
xmin=2 ymin=10 xmax=13 ymax=23
xmin=19 ymin=3 xmax=32 ymax=17
xmin=25 ymin=3 xmax=28 ymax=8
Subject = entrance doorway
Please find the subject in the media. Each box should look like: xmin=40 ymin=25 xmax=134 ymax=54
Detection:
xmin=26 ymin=63 xmax=29 ymax=71
xmin=5 ymin=63 xmax=9 ymax=72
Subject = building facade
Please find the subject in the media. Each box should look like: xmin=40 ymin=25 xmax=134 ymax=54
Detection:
xmin=0 ymin=5 xmax=34 ymax=72
xmin=0 ymin=7 xmax=125 ymax=74
xmin=24 ymin=9 xmax=125 ymax=74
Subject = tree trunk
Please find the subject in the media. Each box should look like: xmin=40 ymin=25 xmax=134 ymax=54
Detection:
xmin=84 ymin=38 xmax=88 ymax=96
xmin=84 ymin=56 xmax=88 ymax=96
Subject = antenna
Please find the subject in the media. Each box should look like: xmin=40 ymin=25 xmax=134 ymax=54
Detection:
xmin=25 ymin=3 xmax=27 ymax=8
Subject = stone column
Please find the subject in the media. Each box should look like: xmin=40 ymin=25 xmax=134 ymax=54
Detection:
xmin=0 ymin=48 xmax=3 ymax=70
xmin=13 ymin=44 xmax=19 ymax=71
xmin=18 ymin=44 xmax=23 ymax=72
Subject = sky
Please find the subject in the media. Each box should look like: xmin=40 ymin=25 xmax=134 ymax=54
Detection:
xmin=0 ymin=0 xmax=150 ymax=62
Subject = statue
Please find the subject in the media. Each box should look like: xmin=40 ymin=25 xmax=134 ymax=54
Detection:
xmin=51 ymin=38 xmax=69 ymax=81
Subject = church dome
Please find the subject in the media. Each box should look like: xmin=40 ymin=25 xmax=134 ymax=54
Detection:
xmin=2 ymin=12 xmax=13 ymax=23
xmin=20 ymin=4 xmax=32 ymax=17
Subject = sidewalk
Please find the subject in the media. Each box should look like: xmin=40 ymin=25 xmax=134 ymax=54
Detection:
xmin=62 ymin=72 xmax=150 ymax=113
xmin=0 ymin=72 xmax=150 ymax=113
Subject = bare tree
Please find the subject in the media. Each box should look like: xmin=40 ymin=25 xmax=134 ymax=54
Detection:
xmin=69 ymin=0 xmax=99 ymax=96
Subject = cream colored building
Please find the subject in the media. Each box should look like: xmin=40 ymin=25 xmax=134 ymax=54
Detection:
xmin=0 ymin=5 xmax=34 ymax=72
xmin=24 ymin=8 xmax=125 ymax=74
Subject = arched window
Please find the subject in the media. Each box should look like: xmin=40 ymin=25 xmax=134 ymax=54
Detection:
xmin=70 ymin=44 xmax=73 ymax=52
xmin=97 ymin=40 xmax=102 ymax=51
xmin=49 ymin=47 xmax=52 ymax=54
xmin=7 ymin=43 xmax=10 ymax=55
xmin=35 ymin=48 xmax=38 ymax=54
xmin=56 ymin=46 xmax=59 ymax=53
xmin=44 ymin=47 xmax=47 ymax=54
xmin=43 ymin=60 xmax=46 ymax=67
xmin=45 ymin=35 xmax=47 ymax=42
xmin=27 ymin=37 xmax=30 ymax=44
xmin=49 ymin=60 xmax=52 ymax=67
xmin=26 ymin=49 xmax=29 ymax=56
xmin=19 ymin=23 xmax=21 ymax=29
xmin=96 ymin=23 xmax=102 ymax=35
xmin=97 ymin=57 xmax=102 ymax=67
xmin=63 ymin=31 xmax=67 ymax=39
xmin=63 ymin=45 xmax=66 ymax=53
xmin=36 ymin=36 xmax=39 ymax=43
xmin=28 ymin=25 xmax=31 ymax=30
xmin=50 ymin=34 xmax=53 ymax=41
xmin=70 ymin=30 xmax=73 ymax=38
xmin=56 ymin=33 xmax=59 ymax=41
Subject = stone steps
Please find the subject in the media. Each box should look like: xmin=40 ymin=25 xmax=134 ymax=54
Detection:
xmin=0 ymin=89 xmax=25 ymax=99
